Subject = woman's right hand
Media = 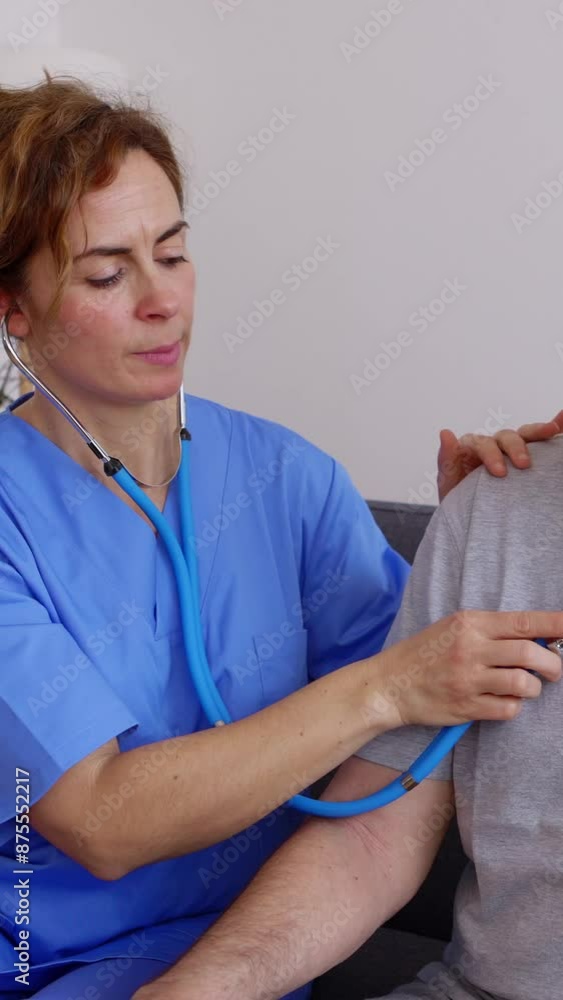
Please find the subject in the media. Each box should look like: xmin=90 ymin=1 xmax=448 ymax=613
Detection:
xmin=371 ymin=610 xmax=563 ymax=729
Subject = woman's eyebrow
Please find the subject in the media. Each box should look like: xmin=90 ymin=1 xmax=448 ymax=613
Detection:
xmin=73 ymin=219 xmax=189 ymax=262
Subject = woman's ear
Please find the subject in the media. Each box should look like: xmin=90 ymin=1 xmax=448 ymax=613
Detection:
xmin=1 ymin=298 xmax=31 ymax=340
xmin=0 ymin=292 xmax=11 ymax=322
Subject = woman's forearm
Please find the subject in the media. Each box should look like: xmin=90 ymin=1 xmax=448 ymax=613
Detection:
xmin=94 ymin=652 xmax=397 ymax=876
xmin=50 ymin=608 xmax=562 ymax=879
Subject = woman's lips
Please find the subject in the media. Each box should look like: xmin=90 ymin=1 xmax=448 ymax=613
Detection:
xmin=134 ymin=341 xmax=181 ymax=366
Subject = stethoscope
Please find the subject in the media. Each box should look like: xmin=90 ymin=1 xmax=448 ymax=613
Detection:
xmin=2 ymin=316 xmax=560 ymax=818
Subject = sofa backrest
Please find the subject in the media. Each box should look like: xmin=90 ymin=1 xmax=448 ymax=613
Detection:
xmin=366 ymin=499 xmax=436 ymax=564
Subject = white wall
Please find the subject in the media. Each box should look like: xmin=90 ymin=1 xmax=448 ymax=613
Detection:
xmin=5 ymin=0 xmax=563 ymax=501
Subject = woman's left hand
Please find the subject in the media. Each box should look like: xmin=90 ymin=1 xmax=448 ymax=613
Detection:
xmin=437 ymin=411 xmax=563 ymax=502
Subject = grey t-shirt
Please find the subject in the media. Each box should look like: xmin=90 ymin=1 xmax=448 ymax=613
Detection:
xmin=356 ymin=438 xmax=563 ymax=1000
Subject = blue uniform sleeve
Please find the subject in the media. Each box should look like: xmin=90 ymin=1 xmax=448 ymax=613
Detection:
xmin=300 ymin=457 xmax=410 ymax=681
xmin=0 ymin=555 xmax=139 ymax=825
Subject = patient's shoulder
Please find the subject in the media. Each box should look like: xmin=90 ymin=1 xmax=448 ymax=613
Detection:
xmin=522 ymin=434 xmax=563 ymax=474
xmin=438 ymin=435 xmax=563 ymax=549
xmin=472 ymin=435 xmax=563 ymax=498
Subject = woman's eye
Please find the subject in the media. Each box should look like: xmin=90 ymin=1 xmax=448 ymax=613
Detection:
xmin=87 ymin=256 xmax=189 ymax=289
xmin=87 ymin=269 xmax=125 ymax=289
xmin=161 ymin=255 xmax=189 ymax=269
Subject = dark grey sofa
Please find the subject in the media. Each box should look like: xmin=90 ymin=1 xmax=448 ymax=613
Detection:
xmin=312 ymin=500 xmax=468 ymax=1000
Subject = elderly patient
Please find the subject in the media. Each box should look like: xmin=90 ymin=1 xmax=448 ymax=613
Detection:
xmin=135 ymin=439 xmax=563 ymax=1000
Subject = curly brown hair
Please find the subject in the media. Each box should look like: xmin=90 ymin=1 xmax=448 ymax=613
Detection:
xmin=0 ymin=70 xmax=186 ymax=328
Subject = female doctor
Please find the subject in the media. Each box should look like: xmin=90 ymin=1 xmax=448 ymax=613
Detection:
xmin=1 ymin=75 xmax=563 ymax=1000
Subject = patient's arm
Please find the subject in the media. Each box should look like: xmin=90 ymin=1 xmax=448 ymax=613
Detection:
xmin=134 ymin=754 xmax=453 ymax=1000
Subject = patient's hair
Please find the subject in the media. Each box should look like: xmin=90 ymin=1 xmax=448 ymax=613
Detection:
xmin=0 ymin=70 xmax=185 ymax=325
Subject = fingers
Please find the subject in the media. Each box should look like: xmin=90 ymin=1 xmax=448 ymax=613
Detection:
xmin=457 ymin=431 xmax=531 ymax=475
xmin=472 ymin=695 xmax=523 ymax=722
xmin=437 ymin=429 xmax=474 ymax=502
xmin=481 ymin=638 xmax=562 ymax=682
xmin=466 ymin=609 xmax=563 ymax=645
xmin=436 ymin=429 xmax=459 ymax=491
xmin=484 ymin=668 xmax=543 ymax=700
xmin=457 ymin=434 xmax=505 ymax=475
xmin=493 ymin=430 xmax=531 ymax=468
xmin=517 ymin=412 xmax=563 ymax=440
xmin=438 ymin=428 xmax=458 ymax=455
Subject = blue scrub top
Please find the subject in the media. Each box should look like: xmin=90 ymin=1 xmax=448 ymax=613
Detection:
xmin=0 ymin=392 xmax=409 ymax=997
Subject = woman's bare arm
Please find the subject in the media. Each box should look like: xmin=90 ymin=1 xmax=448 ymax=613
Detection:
xmin=29 ymin=609 xmax=563 ymax=880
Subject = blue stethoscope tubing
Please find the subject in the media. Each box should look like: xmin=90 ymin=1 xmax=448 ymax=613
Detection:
xmin=107 ymin=437 xmax=556 ymax=816
xmin=0 ymin=315 xmax=546 ymax=818
xmin=115 ymin=434 xmax=474 ymax=817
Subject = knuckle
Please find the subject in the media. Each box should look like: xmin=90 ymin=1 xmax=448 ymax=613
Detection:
xmin=502 ymin=699 xmax=521 ymax=720
xmin=451 ymin=609 xmax=473 ymax=635
xmin=512 ymin=612 xmax=532 ymax=637
xmin=517 ymin=641 xmax=535 ymax=669
xmin=512 ymin=670 xmax=529 ymax=698
xmin=448 ymin=641 xmax=466 ymax=671
xmin=448 ymin=670 xmax=467 ymax=700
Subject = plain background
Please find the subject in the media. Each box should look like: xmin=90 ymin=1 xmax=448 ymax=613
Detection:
xmin=2 ymin=0 xmax=563 ymax=501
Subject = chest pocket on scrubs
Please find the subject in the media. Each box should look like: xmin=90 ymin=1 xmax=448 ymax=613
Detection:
xmin=252 ymin=627 xmax=309 ymax=708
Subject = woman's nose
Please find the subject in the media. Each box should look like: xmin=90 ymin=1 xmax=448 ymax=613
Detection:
xmin=135 ymin=278 xmax=182 ymax=322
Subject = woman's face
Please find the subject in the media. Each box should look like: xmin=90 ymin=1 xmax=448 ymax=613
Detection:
xmin=13 ymin=148 xmax=194 ymax=406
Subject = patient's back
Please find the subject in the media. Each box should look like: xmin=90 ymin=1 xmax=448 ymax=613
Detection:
xmin=355 ymin=436 xmax=563 ymax=1000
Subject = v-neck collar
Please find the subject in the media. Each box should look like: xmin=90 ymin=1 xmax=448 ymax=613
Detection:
xmin=6 ymin=391 xmax=175 ymax=541
xmin=2 ymin=391 xmax=231 ymax=639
